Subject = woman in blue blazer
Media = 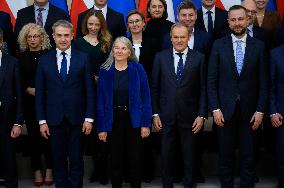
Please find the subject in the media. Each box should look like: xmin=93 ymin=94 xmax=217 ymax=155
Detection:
xmin=97 ymin=36 xmax=152 ymax=188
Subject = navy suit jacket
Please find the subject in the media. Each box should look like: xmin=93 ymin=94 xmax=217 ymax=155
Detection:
xmin=0 ymin=11 xmax=13 ymax=52
xmin=269 ymin=45 xmax=284 ymax=115
xmin=14 ymin=4 xmax=69 ymax=46
xmin=161 ymin=27 xmax=212 ymax=55
xmin=196 ymin=7 xmax=228 ymax=40
xmin=96 ymin=62 xmax=152 ymax=132
xmin=76 ymin=7 xmax=126 ymax=39
xmin=0 ymin=55 xmax=23 ymax=130
xmin=207 ymin=35 xmax=268 ymax=122
xmin=35 ymin=49 xmax=95 ymax=126
xmin=151 ymin=48 xmax=207 ymax=127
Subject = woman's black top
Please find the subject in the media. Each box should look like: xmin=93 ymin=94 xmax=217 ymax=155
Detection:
xmin=113 ymin=68 xmax=129 ymax=107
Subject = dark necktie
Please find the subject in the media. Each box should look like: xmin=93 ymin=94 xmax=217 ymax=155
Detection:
xmin=37 ymin=8 xmax=44 ymax=26
xmin=176 ymin=53 xmax=184 ymax=81
xmin=60 ymin=52 xmax=67 ymax=81
xmin=207 ymin=10 xmax=213 ymax=33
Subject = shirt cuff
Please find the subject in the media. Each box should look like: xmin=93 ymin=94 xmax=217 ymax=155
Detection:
xmin=14 ymin=124 xmax=22 ymax=127
xmin=39 ymin=120 xmax=46 ymax=125
xmin=85 ymin=118 xmax=94 ymax=123
xmin=152 ymin=114 xmax=159 ymax=117
xmin=270 ymin=113 xmax=278 ymax=117
xmin=199 ymin=116 xmax=206 ymax=120
xmin=212 ymin=109 xmax=221 ymax=113
xmin=256 ymin=111 xmax=264 ymax=115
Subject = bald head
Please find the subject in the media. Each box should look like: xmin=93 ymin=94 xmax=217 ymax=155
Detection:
xmin=241 ymin=0 xmax=257 ymax=25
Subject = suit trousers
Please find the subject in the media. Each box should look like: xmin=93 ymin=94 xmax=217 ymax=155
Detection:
xmin=161 ymin=118 xmax=196 ymax=188
xmin=276 ymin=124 xmax=284 ymax=188
xmin=49 ymin=118 xmax=84 ymax=188
xmin=110 ymin=108 xmax=142 ymax=188
xmin=217 ymin=102 xmax=256 ymax=188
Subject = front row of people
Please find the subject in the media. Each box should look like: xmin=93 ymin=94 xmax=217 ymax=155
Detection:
xmin=1 ymin=6 xmax=284 ymax=188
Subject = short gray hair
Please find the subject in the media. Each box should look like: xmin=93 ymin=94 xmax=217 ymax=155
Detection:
xmin=52 ymin=20 xmax=73 ymax=33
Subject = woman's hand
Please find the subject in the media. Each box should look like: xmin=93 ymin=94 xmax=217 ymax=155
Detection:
xmin=98 ymin=132 xmax=107 ymax=142
xmin=141 ymin=127 xmax=150 ymax=138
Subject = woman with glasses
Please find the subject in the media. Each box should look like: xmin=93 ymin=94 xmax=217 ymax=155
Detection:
xmin=97 ymin=37 xmax=152 ymax=188
xmin=18 ymin=23 xmax=53 ymax=187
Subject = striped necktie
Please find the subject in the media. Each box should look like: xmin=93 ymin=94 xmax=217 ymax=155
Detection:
xmin=37 ymin=8 xmax=44 ymax=26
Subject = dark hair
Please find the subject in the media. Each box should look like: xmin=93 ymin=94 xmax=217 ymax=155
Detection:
xmin=126 ymin=9 xmax=145 ymax=23
xmin=229 ymin=5 xmax=247 ymax=14
xmin=177 ymin=0 xmax=197 ymax=14
xmin=81 ymin=9 xmax=112 ymax=53
xmin=146 ymin=0 xmax=168 ymax=19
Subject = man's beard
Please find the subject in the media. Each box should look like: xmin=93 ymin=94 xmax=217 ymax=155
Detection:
xmin=230 ymin=27 xmax=247 ymax=36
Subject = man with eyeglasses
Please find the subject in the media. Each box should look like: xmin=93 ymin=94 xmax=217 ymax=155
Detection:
xmin=76 ymin=0 xmax=126 ymax=39
xmin=14 ymin=0 xmax=69 ymax=47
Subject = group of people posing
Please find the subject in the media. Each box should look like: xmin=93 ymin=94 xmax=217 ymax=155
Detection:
xmin=0 ymin=0 xmax=284 ymax=188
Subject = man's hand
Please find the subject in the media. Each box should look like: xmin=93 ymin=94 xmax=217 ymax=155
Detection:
xmin=250 ymin=112 xmax=264 ymax=130
xmin=26 ymin=87 xmax=35 ymax=96
xmin=11 ymin=126 xmax=21 ymax=138
xmin=40 ymin=123 xmax=50 ymax=139
xmin=192 ymin=116 xmax=204 ymax=134
xmin=98 ymin=132 xmax=107 ymax=142
xmin=153 ymin=115 xmax=162 ymax=131
xmin=141 ymin=127 xmax=150 ymax=138
xmin=213 ymin=110 xmax=225 ymax=127
xmin=82 ymin=121 xmax=93 ymax=135
xmin=271 ymin=113 xmax=283 ymax=127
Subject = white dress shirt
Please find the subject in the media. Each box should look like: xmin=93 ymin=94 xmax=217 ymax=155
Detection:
xmin=93 ymin=4 xmax=108 ymax=19
xmin=202 ymin=6 xmax=216 ymax=32
xmin=133 ymin=43 xmax=142 ymax=61
xmin=173 ymin=47 xmax=188 ymax=74
xmin=56 ymin=47 xmax=71 ymax=74
xmin=247 ymin=24 xmax=254 ymax=37
xmin=231 ymin=34 xmax=247 ymax=62
xmin=188 ymin=28 xmax=195 ymax=50
xmin=34 ymin=2 xmax=49 ymax=26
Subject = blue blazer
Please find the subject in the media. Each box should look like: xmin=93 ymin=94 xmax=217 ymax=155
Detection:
xmin=208 ymin=35 xmax=268 ymax=122
xmin=96 ymin=62 xmax=152 ymax=132
xmin=270 ymin=44 xmax=284 ymax=115
xmin=35 ymin=49 xmax=95 ymax=126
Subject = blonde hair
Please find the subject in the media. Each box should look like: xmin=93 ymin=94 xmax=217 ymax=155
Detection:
xmin=18 ymin=23 xmax=51 ymax=52
xmin=102 ymin=37 xmax=138 ymax=70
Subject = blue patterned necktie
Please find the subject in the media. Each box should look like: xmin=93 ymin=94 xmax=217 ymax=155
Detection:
xmin=207 ymin=10 xmax=213 ymax=33
xmin=235 ymin=40 xmax=244 ymax=75
xmin=37 ymin=8 xmax=44 ymax=26
xmin=60 ymin=52 xmax=67 ymax=81
xmin=176 ymin=53 xmax=184 ymax=81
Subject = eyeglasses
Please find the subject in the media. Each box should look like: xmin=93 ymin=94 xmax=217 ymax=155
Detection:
xmin=27 ymin=35 xmax=41 ymax=40
xmin=127 ymin=19 xmax=142 ymax=25
xmin=247 ymin=10 xmax=257 ymax=14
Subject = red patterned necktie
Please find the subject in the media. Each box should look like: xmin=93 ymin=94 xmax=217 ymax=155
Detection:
xmin=37 ymin=8 xmax=44 ymax=26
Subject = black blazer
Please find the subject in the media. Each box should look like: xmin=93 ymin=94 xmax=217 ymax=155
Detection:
xmin=0 ymin=11 xmax=14 ymax=53
xmin=196 ymin=6 xmax=228 ymax=40
xmin=151 ymin=48 xmax=207 ymax=127
xmin=0 ymin=55 xmax=23 ymax=130
xmin=76 ymin=7 xmax=126 ymax=39
xmin=207 ymin=35 xmax=268 ymax=122
xmin=14 ymin=4 xmax=69 ymax=46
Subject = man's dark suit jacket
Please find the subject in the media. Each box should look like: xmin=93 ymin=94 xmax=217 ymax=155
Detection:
xmin=76 ymin=7 xmax=126 ymax=39
xmin=0 ymin=55 xmax=23 ymax=131
xmin=207 ymin=35 xmax=268 ymax=122
xmin=151 ymin=48 xmax=207 ymax=127
xmin=269 ymin=44 xmax=284 ymax=115
xmin=161 ymin=27 xmax=212 ymax=56
xmin=35 ymin=49 xmax=95 ymax=126
xmin=14 ymin=4 xmax=69 ymax=45
xmin=196 ymin=6 xmax=228 ymax=40
xmin=274 ymin=26 xmax=284 ymax=47
xmin=0 ymin=11 xmax=14 ymax=53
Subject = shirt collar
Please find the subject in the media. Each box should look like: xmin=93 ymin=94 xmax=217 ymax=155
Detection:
xmin=56 ymin=47 xmax=71 ymax=57
xmin=93 ymin=4 xmax=108 ymax=16
xmin=231 ymin=33 xmax=247 ymax=43
xmin=34 ymin=2 xmax=49 ymax=11
xmin=202 ymin=5 xmax=215 ymax=15
xmin=247 ymin=24 xmax=253 ymax=32
xmin=173 ymin=47 xmax=189 ymax=56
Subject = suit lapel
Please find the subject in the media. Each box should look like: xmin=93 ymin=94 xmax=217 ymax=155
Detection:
xmin=45 ymin=5 xmax=54 ymax=30
xmin=240 ymin=36 xmax=253 ymax=77
xmin=65 ymin=50 xmax=76 ymax=82
xmin=197 ymin=9 xmax=206 ymax=31
xmin=193 ymin=30 xmax=200 ymax=51
xmin=166 ymin=50 xmax=178 ymax=85
xmin=0 ymin=56 xmax=8 ymax=89
xmin=50 ymin=50 xmax=63 ymax=83
xmin=179 ymin=49 xmax=194 ymax=86
xmin=225 ymin=37 xmax=239 ymax=78
xmin=27 ymin=6 xmax=36 ymax=23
